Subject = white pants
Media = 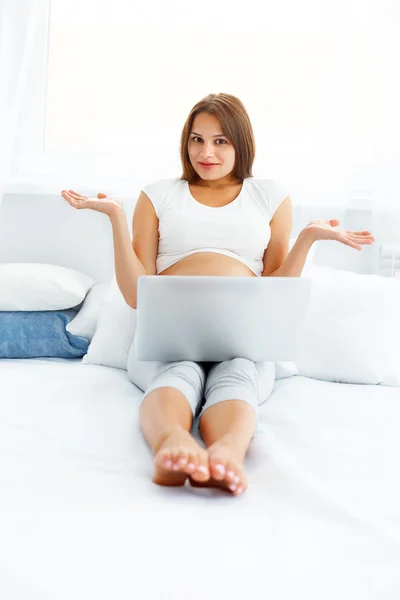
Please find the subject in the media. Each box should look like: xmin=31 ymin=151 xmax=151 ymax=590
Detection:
xmin=127 ymin=342 xmax=276 ymax=431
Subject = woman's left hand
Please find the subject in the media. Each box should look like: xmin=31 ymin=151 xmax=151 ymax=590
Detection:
xmin=303 ymin=219 xmax=375 ymax=251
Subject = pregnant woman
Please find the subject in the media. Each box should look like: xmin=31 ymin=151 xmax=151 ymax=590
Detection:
xmin=61 ymin=92 xmax=374 ymax=497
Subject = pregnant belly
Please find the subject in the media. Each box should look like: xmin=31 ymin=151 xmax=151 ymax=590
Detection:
xmin=158 ymin=252 xmax=257 ymax=277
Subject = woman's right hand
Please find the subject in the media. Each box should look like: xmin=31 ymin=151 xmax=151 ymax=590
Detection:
xmin=61 ymin=189 xmax=124 ymax=217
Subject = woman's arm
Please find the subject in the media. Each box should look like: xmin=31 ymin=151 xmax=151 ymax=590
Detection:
xmin=267 ymin=218 xmax=375 ymax=277
xmin=60 ymin=189 xmax=149 ymax=307
xmin=109 ymin=208 xmax=146 ymax=308
xmin=268 ymin=229 xmax=314 ymax=277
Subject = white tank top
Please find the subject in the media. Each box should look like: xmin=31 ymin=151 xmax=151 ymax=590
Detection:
xmin=141 ymin=177 xmax=289 ymax=277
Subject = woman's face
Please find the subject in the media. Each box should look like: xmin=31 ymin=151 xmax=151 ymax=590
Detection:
xmin=187 ymin=112 xmax=237 ymax=183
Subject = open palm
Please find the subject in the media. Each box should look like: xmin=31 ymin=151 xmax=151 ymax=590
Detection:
xmin=61 ymin=190 xmax=123 ymax=217
xmin=304 ymin=219 xmax=375 ymax=251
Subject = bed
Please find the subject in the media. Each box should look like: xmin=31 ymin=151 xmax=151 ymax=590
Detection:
xmin=1 ymin=189 xmax=400 ymax=600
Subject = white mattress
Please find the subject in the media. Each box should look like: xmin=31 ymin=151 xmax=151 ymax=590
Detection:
xmin=1 ymin=358 xmax=400 ymax=600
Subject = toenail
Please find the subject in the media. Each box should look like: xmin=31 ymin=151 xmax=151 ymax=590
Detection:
xmin=227 ymin=470 xmax=235 ymax=479
xmin=196 ymin=465 xmax=208 ymax=474
xmin=172 ymin=464 xmax=180 ymax=470
xmin=215 ymin=464 xmax=225 ymax=475
xmin=164 ymin=459 xmax=172 ymax=468
xmin=187 ymin=463 xmax=195 ymax=470
xmin=178 ymin=458 xmax=187 ymax=465
xmin=234 ymin=475 xmax=240 ymax=483
xmin=236 ymin=487 xmax=243 ymax=495
xmin=229 ymin=483 xmax=237 ymax=491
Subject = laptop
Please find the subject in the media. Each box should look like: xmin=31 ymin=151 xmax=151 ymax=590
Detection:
xmin=134 ymin=275 xmax=312 ymax=362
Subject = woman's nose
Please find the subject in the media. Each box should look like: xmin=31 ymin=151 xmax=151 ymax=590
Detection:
xmin=200 ymin=143 xmax=215 ymax=158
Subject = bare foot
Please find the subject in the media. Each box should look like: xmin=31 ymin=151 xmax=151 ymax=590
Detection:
xmin=153 ymin=425 xmax=211 ymax=486
xmin=189 ymin=435 xmax=248 ymax=496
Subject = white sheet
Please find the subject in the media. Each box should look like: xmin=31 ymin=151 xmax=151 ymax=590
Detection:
xmin=1 ymin=358 xmax=400 ymax=600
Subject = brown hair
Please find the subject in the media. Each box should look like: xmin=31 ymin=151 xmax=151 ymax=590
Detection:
xmin=179 ymin=93 xmax=256 ymax=183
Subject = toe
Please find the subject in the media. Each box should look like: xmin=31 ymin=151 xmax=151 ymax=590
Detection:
xmin=225 ymin=461 xmax=247 ymax=494
xmin=159 ymin=450 xmax=173 ymax=469
xmin=225 ymin=463 xmax=238 ymax=484
xmin=170 ymin=448 xmax=184 ymax=471
xmin=184 ymin=451 xmax=197 ymax=475
xmin=175 ymin=449 xmax=188 ymax=470
xmin=235 ymin=485 xmax=246 ymax=496
xmin=190 ymin=452 xmax=210 ymax=482
xmin=208 ymin=455 xmax=227 ymax=481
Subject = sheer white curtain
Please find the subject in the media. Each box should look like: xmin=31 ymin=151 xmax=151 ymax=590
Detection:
xmin=0 ymin=0 xmax=41 ymax=205
xmin=2 ymin=0 xmax=400 ymax=215
xmin=37 ymin=1 xmax=399 ymax=211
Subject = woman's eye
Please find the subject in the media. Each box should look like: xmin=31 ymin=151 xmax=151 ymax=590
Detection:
xmin=192 ymin=137 xmax=226 ymax=144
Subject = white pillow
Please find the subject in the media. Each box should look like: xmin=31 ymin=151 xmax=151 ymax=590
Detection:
xmin=66 ymin=282 xmax=109 ymax=342
xmin=275 ymin=361 xmax=299 ymax=379
xmin=295 ymin=265 xmax=400 ymax=386
xmin=83 ymin=277 xmax=137 ymax=370
xmin=0 ymin=263 xmax=95 ymax=311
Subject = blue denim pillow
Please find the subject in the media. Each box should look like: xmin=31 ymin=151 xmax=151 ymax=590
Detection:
xmin=0 ymin=309 xmax=89 ymax=358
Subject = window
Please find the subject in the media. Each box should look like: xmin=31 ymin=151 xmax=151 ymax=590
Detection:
xmin=11 ymin=0 xmax=396 ymax=208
